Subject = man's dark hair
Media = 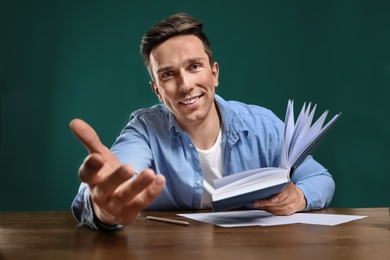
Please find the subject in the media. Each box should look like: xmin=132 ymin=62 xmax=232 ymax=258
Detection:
xmin=140 ymin=13 xmax=214 ymax=78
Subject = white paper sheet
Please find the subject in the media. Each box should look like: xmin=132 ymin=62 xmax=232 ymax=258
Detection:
xmin=177 ymin=210 xmax=366 ymax=227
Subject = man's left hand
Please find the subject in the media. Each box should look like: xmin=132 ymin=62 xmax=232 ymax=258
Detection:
xmin=252 ymin=183 xmax=306 ymax=215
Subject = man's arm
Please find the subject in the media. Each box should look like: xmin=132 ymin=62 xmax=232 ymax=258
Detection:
xmin=69 ymin=119 xmax=165 ymax=230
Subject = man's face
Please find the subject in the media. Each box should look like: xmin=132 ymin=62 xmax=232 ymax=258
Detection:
xmin=149 ymin=35 xmax=219 ymax=129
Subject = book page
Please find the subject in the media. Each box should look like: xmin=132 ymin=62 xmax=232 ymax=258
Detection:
xmin=213 ymin=167 xmax=281 ymax=189
xmin=281 ymin=100 xmax=340 ymax=170
xmin=290 ymin=113 xmax=340 ymax=168
xmin=280 ymin=100 xmax=294 ymax=169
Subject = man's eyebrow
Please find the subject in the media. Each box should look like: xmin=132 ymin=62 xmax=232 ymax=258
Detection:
xmin=156 ymin=66 xmax=173 ymax=74
xmin=156 ymin=57 xmax=206 ymax=74
xmin=186 ymin=57 xmax=205 ymax=63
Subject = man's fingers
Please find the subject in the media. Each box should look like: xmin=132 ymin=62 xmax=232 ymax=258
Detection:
xmin=78 ymin=153 xmax=105 ymax=185
xmin=117 ymin=174 xmax=165 ymax=225
xmin=92 ymin=164 xmax=136 ymax=201
xmin=110 ymin=169 xmax=165 ymax=211
xmin=70 ymin=118 xmax=107 ymax=154
xmin=111 ymin=169 xmax=157 ymax=204
xmin=252 ymin=183 xmax=306 ymax=215
xmin=94 ymin=169 xmax=165 ymax=224
xmin=123 ymin=172 xmax=166 ymax=212
xmin=90 ymin=169 xmax=166 ymax=226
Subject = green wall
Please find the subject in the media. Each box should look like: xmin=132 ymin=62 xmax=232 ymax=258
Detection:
xmin=1 ymin=0 xmax=389 ymax=211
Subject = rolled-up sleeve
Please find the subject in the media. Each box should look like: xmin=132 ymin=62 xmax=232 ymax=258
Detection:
xmin=292 ymin=156 xmax=335 ymax=211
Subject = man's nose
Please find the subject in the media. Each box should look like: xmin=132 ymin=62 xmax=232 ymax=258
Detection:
xmin=178 ymin=72 xmax=192 ymax=92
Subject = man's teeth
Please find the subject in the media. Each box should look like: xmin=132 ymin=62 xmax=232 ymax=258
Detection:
xmin=182 ymin=97 xmax=199 ymax=105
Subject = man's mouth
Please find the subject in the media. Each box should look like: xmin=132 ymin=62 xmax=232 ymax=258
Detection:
xmin=180 ymin=95 xmax=201 ymax=105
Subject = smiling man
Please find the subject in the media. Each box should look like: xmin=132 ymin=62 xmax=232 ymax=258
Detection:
xmin=149 ymin=34 xmax=220 ymax=149
xmin=70 ymin=13 xmax=335 ymax=231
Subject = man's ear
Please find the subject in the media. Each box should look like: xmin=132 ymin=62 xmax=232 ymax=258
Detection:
xmin=212 ymin=62 xmax=220 ymax=88
xmin=150 ymin=81 xmax=163 ymax=102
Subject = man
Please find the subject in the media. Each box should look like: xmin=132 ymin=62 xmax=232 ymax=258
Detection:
xmin=70 ymin=13 xmax=335 ymax=231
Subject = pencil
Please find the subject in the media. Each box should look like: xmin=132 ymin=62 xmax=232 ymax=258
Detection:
xmin=146 ymin=216 xmax=190 ymax=226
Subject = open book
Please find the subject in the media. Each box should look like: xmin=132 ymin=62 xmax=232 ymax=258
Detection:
xmin=211 ymin=100 xmax=341 ymax=212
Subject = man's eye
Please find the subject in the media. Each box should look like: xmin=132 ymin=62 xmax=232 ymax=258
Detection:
xmin=191 ymin=64 xmax=201 ymax=70
xmin=162 ymin=72 xmax=173 ymax=78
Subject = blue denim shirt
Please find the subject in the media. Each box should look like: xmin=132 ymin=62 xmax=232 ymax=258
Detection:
xmin=72 ymin=95 xmax=335 ymax=230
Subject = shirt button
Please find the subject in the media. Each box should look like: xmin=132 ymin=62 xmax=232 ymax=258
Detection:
xmin=189 ymin=143 xmax=194 ymax=148
xmin=195 ymin=180 xmax=201 ymax=185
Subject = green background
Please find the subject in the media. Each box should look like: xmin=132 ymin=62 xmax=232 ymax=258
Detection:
xmin=1 ymin=0 xmax=389 ymax=211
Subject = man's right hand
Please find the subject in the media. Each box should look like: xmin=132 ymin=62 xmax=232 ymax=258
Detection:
xmin=70 ymin=119 xmax=165 ymax=226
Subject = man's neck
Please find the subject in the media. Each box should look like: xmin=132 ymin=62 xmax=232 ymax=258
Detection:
xmin=183 ymin=104 xmax=221 ymax=150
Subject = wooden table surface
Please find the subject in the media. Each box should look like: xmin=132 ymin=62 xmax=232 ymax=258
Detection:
xmin=0 ymin=208 xmax=389 ymax=260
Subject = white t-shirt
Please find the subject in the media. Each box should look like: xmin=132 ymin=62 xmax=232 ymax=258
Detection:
xmin=196 ymin=128 xmax=223 ymax=209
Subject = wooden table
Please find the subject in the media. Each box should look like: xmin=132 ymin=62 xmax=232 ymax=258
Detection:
xmin=0 ymin=208 xmax=389 ymax=260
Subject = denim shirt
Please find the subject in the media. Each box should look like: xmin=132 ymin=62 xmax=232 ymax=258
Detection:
xmin=71 ymin=95 xmax=335 ymax=230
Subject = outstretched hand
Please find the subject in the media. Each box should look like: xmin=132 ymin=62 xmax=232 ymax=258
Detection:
xmin=70 ymin=119 xmax=165 ymax=226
